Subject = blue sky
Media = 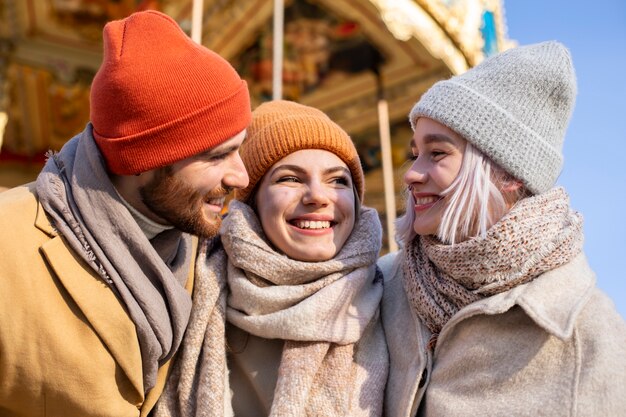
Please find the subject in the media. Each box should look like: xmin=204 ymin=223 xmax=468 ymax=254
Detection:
xmin=504 ymin=0 xmax=626 ymax=318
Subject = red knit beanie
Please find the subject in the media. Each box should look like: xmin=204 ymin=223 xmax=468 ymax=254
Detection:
xmin=90 ymin=10 xmax=251 ymax=175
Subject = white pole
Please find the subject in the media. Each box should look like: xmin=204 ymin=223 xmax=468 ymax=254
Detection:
xmin=191 ymin=0 xmax=204 ymax=44
xmin=378 ymin=99 xmax=398 ymax=252
xmin=0 ymin=112 xmax=7 ymax=149
xmin=272 ymin=0 xmax=284 ymax=100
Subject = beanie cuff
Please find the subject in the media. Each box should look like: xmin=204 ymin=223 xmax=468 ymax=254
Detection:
xmin=413 ymin=80 xmax=563 ymax=194
xmin=94 ymin=81 xmax=250 ymax=175
xmin=234 ymin=101 xmax=364 ymax=203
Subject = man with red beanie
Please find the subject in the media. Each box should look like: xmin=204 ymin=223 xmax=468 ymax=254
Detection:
xmin=0 ymin=10 xmax=250 ymax=417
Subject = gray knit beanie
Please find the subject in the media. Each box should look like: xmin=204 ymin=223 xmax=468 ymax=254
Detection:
xmin=410 ymin=41 xmax=577 ymax=194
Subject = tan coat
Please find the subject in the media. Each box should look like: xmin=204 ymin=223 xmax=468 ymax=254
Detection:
xmin=0 ymin=184 xmax=195 ymax=417
xmin=379 ymin=251 xmax=626 ymax=417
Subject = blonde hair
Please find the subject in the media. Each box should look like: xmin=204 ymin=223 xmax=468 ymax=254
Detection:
xmin=396 ymin=142 xmax=530 ymax=246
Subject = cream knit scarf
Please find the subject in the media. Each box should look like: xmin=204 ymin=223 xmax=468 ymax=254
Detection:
xmin=154 ymin=200 xmax=386 ymax=416
xmin=153 ymin=237 xmax=228 ymax=417
xmin=403 ymin=187 xmax=584 ymax=338
xmin=225 ymin=201 xmax=385 ymax=417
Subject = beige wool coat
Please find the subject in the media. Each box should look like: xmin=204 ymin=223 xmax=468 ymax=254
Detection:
xmin=0 ymin=184 xmax=195 ymax=417
xmin=378 ymin=250 xmax=626 ymax=417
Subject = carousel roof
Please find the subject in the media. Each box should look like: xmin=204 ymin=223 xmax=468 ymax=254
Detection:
xmin=0 ymin=0 xmax=512 ymax=226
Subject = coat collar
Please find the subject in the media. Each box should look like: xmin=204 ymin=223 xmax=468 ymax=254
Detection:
xmin=34 ymin=185 xmax=57 ymax=236
xmin=450 ymin=253 xmax=596 ymax=340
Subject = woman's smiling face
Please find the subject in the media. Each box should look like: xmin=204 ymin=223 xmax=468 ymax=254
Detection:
xmin=404 ymin=117 xmax=466 ymax=237
xmin=254 ymin=149 xmax=356 ymax=262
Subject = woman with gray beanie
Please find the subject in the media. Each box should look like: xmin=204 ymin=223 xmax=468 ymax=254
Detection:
xmin=379 ymin=41 xmax=626 ymax=416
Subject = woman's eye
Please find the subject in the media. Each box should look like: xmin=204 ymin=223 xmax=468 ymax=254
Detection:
xmin=332 ymin=176 xmax=351 ymax=186
xmin=409 ymin=154 xmax=419 ymax=161
xmin=431 ymin=151 xmax=446 ymax=161
xmin=276 ymin=176 xmax=300 ymax=183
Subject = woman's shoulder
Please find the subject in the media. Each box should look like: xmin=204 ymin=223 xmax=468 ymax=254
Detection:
xmin=576 ymin=285 xmax=626 ymax=343
xmin=377 ymin=250 xmax=404 ymax=284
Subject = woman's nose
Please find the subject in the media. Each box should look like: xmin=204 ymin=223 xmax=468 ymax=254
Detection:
xmin=302 ymin=181 xmax=330 ymax=206
xmin=404 ymin=159 xmax=428 ymax=186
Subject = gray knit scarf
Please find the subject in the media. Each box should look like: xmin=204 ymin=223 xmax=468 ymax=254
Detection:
xmin=35 ymin=124 xmax=193 ymax=393
xmin=154 ymin=200 xmax=386 ymax=417
xmin=403 ymin=187 xmax=584 ymax=339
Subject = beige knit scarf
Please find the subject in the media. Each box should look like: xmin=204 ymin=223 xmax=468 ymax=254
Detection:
xmin=403 ymin=187 xmax=584 ymax=338
xmin=152 ymin=236 xmax=229 ymax=417
xmin=154 ymin=201 xmax=387 ymax=417
xmin=226 ymin=200 xmax=385 ymax=417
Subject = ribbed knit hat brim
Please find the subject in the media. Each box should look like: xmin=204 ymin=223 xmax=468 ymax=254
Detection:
xmin=411 ymin=41 xmax=576 ymax=194
xmin=90 ymin=11 xmax=251 ymax=175
xmin=234 ymin=100 xmax=364 ymax=203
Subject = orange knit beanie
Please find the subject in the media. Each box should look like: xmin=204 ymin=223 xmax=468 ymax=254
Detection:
xmin=234 ymin=100 xmax=364 ymax=203
xmin=90 ymin=10 xmax=250 ymax=175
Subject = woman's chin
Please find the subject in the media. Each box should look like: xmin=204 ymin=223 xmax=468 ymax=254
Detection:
xmin=284 ymin=245 xmax=337 ymax=262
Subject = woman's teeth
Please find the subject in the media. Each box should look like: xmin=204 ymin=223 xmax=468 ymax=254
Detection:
xmin=415 ymin=196 xmax=439 ymax=205
xmin=294 ymin=220 xmax=331 ymax=229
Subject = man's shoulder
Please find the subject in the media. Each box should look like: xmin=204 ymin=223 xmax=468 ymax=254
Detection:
xmin=0 ymin=182 xmax=52 ymax=243
xmin=0 ymin=182 xmax=38 ymax=213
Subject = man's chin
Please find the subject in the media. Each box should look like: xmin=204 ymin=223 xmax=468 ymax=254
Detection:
xmin=192 ymin=216 xmax=222 ymax=238
xmin=162 ymin=214 xmax=218 ymax=238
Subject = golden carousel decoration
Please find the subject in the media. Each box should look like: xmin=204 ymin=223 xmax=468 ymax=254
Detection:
xmin=0 ymin=0 xmax=513 ymax=250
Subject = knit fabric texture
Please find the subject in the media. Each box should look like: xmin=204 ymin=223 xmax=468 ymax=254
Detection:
xmin=90 ymin=10 xmax=250 ymax=175
xmin=410 ymin=41 xmax=577 ymax=194
xmin=234 ymin=100 xmax=364 ymax=203
xmin=224 ymin=200 xmax=386 ymax=416
xmin=402 ymin=187 xmax=584 ymax=339
xmin=153 ymin=237 xmax=229 ymax=417
xmin=154 ymin=201 xmax=387 ymax=416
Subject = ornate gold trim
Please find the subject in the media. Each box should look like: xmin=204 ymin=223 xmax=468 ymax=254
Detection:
xmin=367 ymin=0 xmax=469 ymax=74
xmin=367 ymin=0 xmax=512 ymax=74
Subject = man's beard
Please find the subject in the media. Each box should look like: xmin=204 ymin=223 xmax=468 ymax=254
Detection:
xmin=139 ymin=166 xmax=228 ymax=238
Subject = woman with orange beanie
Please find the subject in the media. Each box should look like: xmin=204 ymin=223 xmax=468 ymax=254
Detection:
xmin=155 ymin=100 xmax=388 ymax=417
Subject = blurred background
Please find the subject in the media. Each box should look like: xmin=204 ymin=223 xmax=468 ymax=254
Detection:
xmin=0 ymin=0 xmax=623 ymax=317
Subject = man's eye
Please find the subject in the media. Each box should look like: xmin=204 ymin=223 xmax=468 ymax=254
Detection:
xmin=208 ymin=153 xmax=228 ymax=161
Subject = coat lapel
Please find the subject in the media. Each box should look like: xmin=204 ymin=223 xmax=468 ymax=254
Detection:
xmin=36 ymin=201 xmax=144 ymax=400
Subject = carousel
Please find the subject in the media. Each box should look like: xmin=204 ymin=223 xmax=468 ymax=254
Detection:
xmin=0 ymin=0 xmax=512 ymax=251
